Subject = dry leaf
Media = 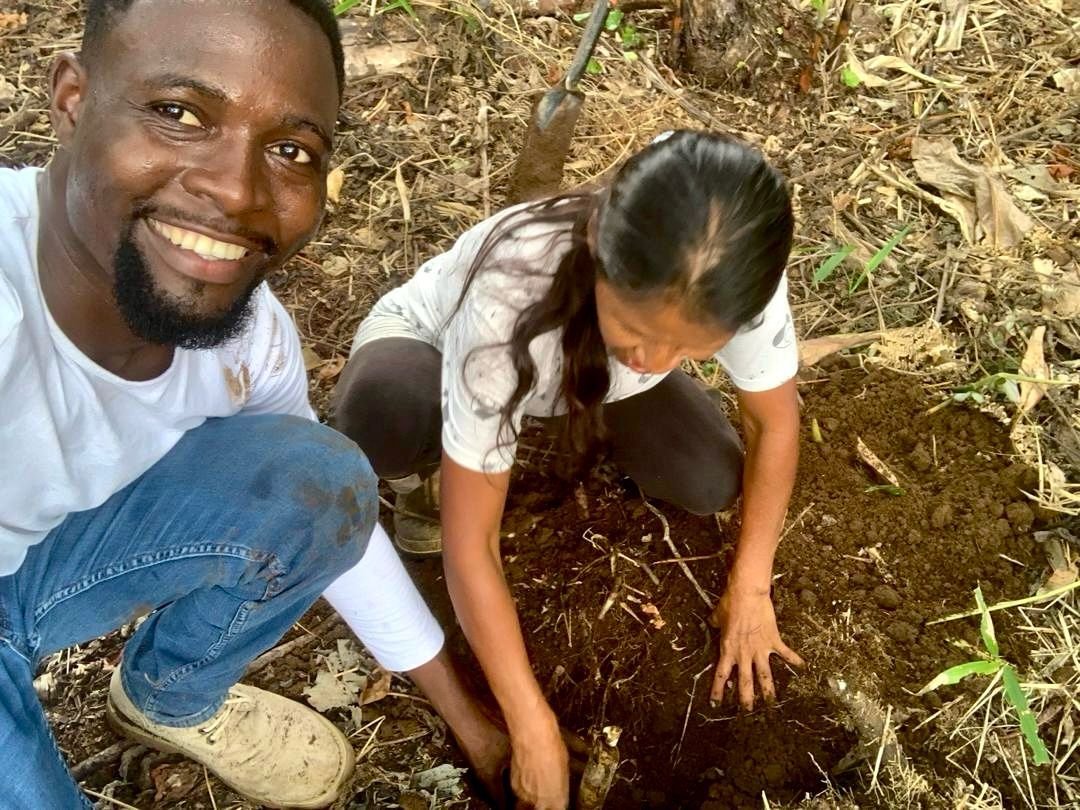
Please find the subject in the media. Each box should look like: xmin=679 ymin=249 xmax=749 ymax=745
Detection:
xmin=321 ymin=255 xmax=350 ymax=278
xmin=414 ymin=764 xmax=467 ymax=797
xmin=1048 ymin=163 xmax=1075 ymax=181
xmin=302 ymin=345 xmax=323 ymax=371
xmin=150 ymin=763 xmax=200 ymax=803
xmin=911 ymin=139 xmax=972 ymax=196
xmin=1017 ymin=325 xmax=1048 ymax=417
xmin=934 ymin=0 xmax=967 ymax=53
xmin=856 ymin=437 xmax=901 ymax=488
xmin=317 ymin=355 xmax=348 ymax=381
xmin=1033 ymin=258 xmax=1080 ymax=319
xmin=863 ymin=55 xmax=959 ymax=88
xmin=799 ymin=331 xmax=881 ymax=367
xmin=326 ymin=167 xmax=345 ymax=205
xmin=843 ymin=45 xmax=889 ymax=88
xmin=0 ymin=12 xmax=27 ymax=31
xmin=910 ymin=138 xmax=1033 ymax=247
xmin=0 ymin=76 xmax=17 ymax=108
xmin=1052 ymin=67 xmax=1079 ymax=94
xmin=303 ymin=669 xmax=361 ymax=712
xmin=973 ymin=172 xmax=1033 ymax=249
xmin=360 ymin=668 xmax=392 ymax=706
xmin=1004 ymin=166 xmax=1080 ymax=200
xmin=342 ymin=39 xmax=438 ymax=81
xmin=394 ymin=164 xmax=412 ymax=224
xmin=1034 ymin=531 xmax=1078 ymax=593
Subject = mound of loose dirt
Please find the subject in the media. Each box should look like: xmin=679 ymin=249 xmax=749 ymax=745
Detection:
xmin=412 ymin=365 xmax=1050 ymax=808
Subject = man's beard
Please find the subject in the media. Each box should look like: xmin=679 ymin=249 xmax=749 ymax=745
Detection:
xmin=112 ymin=225 xmax=261 ymax=350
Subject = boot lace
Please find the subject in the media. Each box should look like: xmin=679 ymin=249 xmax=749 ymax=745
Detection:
xmin=198 ymin=691 xmax=256 ymax=745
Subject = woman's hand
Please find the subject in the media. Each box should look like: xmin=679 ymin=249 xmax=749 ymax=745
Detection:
xmin=509 ymin=710 xmax=570 ymax=810
xmin=710 ymin=584 xmax=804 ymax=710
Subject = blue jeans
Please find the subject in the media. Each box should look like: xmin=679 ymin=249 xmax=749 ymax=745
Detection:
xmin=0 ymin=415 xmax=377 ymax=809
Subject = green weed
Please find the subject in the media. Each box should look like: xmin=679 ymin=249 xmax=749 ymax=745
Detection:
xmin=812 ymin=225 xmax=910 ymax=294
xmin=920 ymin=586 xmax=1050 ymax=766
xmin=334 ymin=0 xmax=418 ymax=21
xmin=572 ymin=7 xmax=644 ymax=69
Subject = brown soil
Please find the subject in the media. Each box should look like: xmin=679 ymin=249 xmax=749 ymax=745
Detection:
xmin=408 ymin=365 xmax=1049 ymax=808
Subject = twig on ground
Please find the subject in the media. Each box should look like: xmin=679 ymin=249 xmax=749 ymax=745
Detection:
xmin=927 ymin=580 xmax=1080 ymax=625
xmin=643 ymin=500 xmax=712 ymax=609
xmin=671 ymin=664 xmax=711 ymax=764
xmin=869 ymin=704 xmax=893 ymax=793
xmin=203 ymin=766 xmax=219 ymax=810
xmin=72 ymin=742 xmax=132 ymax=781
xmin=81 ymin=788 xmax=144 ymax=810
xmin=245 ymin=612 xmax=343 ymax=675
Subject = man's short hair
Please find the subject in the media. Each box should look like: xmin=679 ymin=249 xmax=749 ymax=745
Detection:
xmin=83 ymin=0 xmax=346 ymax=98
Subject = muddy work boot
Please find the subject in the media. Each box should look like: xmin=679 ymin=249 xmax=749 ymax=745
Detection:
xmin=388 ymin=471 xmax=442 ymax=556
xmin=106 ymin=668 xmax=354 ymax=809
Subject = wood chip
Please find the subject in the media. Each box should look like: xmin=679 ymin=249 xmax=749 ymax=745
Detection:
xmin=326 ymin=166 xmax=345 ymax=205
xmin=1017 ymin=325 xmax=1048 ymax=417
xmin=856 ymin=437 xmax=901 ymax=488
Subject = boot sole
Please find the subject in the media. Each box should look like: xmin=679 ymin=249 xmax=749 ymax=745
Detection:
xmin=392 ymin=536 xmax=444 ymax=557
xmin=105 ymin=699 xmax=353 ymax=809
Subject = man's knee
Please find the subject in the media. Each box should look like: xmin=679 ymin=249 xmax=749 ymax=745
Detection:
xmin=239 ymin=416 xmax=378 ymax=570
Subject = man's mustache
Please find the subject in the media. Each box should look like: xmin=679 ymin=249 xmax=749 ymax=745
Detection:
xmin=131 ymin=201 xmax=279 ymax=256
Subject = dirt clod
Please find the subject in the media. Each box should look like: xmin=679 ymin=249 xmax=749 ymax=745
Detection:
xmin=930 ymin=502 xmax=954 ymax=529
xmin=885 ymin=620 xmax=918 ymax=643
xmin=1006 ymin=501 xmax=1035 ymax=532
xmin=873 ymin=585 xmax=902 ymax=610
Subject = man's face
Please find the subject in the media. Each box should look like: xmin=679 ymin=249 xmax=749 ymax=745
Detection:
xmin=54 ymin=0 xmax=339 ymax=348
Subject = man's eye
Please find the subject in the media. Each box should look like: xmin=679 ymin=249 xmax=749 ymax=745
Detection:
xmin=154 ymin=103 xmax=203 ymax=128
xmin=271 ymin=143 xmax=313 ymax=165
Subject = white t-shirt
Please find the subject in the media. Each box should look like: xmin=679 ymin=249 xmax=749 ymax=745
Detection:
xmin=352 ymin=203 xmax=798 ymax=474
xmin=0 ymin=167 xmax=314 ymax=575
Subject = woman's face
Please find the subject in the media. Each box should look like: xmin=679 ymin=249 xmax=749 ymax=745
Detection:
xmin=594 ymin=276 xmax=733 ymax=375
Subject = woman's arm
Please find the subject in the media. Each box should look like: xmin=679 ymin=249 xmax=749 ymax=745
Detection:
xmin=440 ymin=453 xmax=570 ymax=810
xmin=710 ymin=377 xmax=805 ymax=709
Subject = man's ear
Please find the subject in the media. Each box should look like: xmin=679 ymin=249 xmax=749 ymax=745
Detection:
xmin=49 ymin=53 xmax=88 ymax=147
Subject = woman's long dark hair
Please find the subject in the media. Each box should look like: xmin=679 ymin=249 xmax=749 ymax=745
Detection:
xmin=457 ymin=130 xmax=795 ymax=472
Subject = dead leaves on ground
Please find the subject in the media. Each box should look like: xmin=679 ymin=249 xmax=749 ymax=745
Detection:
xmin=1017 ymin=325 xmax=1048 ymax=419
xmin=0 ymin=12 xmax=27 ymax=32
xmin=303 ymin=638 xmax=392 ymax=713
xmin=910 ymin=138 xmax=1033 ymax=248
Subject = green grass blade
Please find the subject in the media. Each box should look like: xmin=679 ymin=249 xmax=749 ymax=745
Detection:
xmin=918 ymin=659 xmax=1001 ymax=694
xmin=381 ymin=0 xmax=419 ymax=20
xmin=848 ymin=224 xmax=911 ymax=293
xmin=333 ymin=0 xmax=363 ymax=14
xmin=974 ymin=585 xmax=999 ymax=658
xmin=1001 ymin=664 xmax=1051 ymax=765
xmin=812 ymin=245 xmax=854 ymax=287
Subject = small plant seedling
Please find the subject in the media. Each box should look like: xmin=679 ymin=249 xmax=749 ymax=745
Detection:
xmin=573 ymin=7 xmax=643 ymax=69
xmin=841 ymin=66 xmax=862 ymax=88
xmin=930 ymin=369 xmax=1075 ymax=414
xmin=849 ymin=224 xmax=910 ymax=294
xmin=813 ymin=226 xmax=910 ymax=293
xmin=920 ymin=586 xmax=1051 ymax=766
xmin=813 ymin=244 xmax=855 ymax=287
xmin=334 ymin=0 xmax=418 ymax=21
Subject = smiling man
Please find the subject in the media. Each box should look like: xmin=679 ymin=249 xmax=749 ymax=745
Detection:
xmin=0 ymin=2 xmax=498 ymax=808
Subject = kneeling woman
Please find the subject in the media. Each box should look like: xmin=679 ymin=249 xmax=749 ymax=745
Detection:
xmin=334 ymin=131 xmax=804 ymax=809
